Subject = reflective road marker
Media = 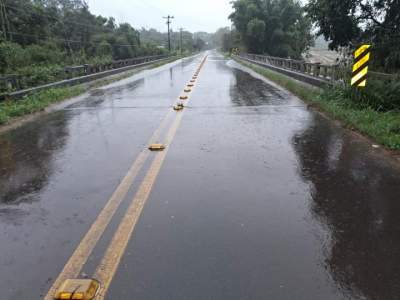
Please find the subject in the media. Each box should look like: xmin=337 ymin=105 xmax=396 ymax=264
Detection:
xmin=93 ymin=55 xmax=208 ymax=300
xmin=351 ymin=44 xmax=371 ymax=88
xmin=45 ymin=55 xmax=208 ymax=300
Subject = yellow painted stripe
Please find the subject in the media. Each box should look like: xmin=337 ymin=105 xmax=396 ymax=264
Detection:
xmin=353 ymin=53 xmax=370 ymax=72
xmin=351 ymin=66 xmax=368 ymax=86
xmin=358 ymin=79 xmax=367 ymax=87
xmin=354 ymin=44 xmax=371 ymax=59
xmin=93 ymin=111 xmax=184 ymax=300
xmin=93 ymin=55 xmax=208 ymax=300
xmin=47 ymin=55 xmax=208 ymax=300
xmin=44 ymin=110 xmax=173 ymax=300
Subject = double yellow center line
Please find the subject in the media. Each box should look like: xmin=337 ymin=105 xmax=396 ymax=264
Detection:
xmin=44 ymin=55 xmax=208 ymax=300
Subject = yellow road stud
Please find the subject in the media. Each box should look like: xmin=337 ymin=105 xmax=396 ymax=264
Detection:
xmin=173 ymin=103 xmax=184 ymax=111
xmin=179 ymin=95 xmax=188 ymax=100
xmin=184 ymin=89 xmax=191 ymax=93
xmin=187 ymin=84 xmax=194 ymax=87
xmin=148 ymin=144 xmax=166 ymax=151
xmin=54 ymin=279 xmax=99 ymax=300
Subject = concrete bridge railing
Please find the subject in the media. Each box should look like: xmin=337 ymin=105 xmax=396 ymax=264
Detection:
xmin=235 ymin=53 xmax=396 ymax=88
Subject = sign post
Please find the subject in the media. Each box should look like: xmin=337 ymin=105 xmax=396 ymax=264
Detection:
xmin=351 ymin=44 xmax=371 ymax=88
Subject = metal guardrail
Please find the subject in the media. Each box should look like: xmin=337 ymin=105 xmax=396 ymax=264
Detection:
xmin=238 ymin=53 xmax=396 ymax=86
xmin=239 ymin=53 xmax=340 ymax=82
xmin=0 ymin=55 xmax=173 ymax=100
xmin=0 ymin=55 xmax=168 ymax=94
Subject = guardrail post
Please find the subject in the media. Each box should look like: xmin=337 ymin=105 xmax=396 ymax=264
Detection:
xmin=315 ymin=63 xmax=321 ymax=77
xmin=332 ymin=65 xmax=339 ymax=81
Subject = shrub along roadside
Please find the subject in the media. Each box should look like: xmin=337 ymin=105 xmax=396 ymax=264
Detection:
xmin=0 ymin=87 xmax=84 ymax=125
xmin=0 ymin=55 xmax=183 ymax=126
xmin=234 ymin=58 xmax=400 ymax=150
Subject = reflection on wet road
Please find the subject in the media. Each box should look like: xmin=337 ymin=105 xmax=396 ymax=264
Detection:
xmin=1 ymin=52 xmax=400 ymax=299
xmin=293 ymin=116 xmax=400 ymax=299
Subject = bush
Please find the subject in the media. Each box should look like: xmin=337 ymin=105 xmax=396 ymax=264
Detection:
xmin=25 ymin=43 xmax=66 ymax=65
xmin=0 ymin=86 xmax=84 ymax=124
xmin=16 ymin=65 xmax=63 ymax=88
xmin=332 ymin=77 xmax=400 ymax=112
xmin=0 ymin=42 xmax=29 ymax=73
xmin=94 ymin=41 xmax=113 ymax=57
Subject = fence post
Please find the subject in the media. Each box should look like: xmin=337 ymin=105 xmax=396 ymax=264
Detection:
xmin=315 ymin=63 xmax=321 ymax=77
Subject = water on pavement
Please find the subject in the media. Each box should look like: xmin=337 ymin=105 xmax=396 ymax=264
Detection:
xmin=1 ymin=52 xmax=400 ymax=299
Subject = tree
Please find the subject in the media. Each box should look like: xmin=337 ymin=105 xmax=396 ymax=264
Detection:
xmin=0 ymin=0 xmax=186 ymax=91
xmin=229 ymin=0 xmax=313 ymax=59
xmin=246 ymin=18 xmax=265 ymax=53
xmin=0 ymin=0 xmax=175 ymax=65
xmin=193 ymin=38 xmax=206 ymax=51
xmin=306 ymin=0 xmax=400 ymax=72
xmin=213 ymin=27 xmax=230 ymax=49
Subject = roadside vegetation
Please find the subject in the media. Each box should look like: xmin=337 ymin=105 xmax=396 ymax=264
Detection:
xmin=0 ymin=86 xmax=83 ymax=125
xmin=214 ymin=0 xmax=399 ymax=150
xmin=0 ymin=0 xmax=206 ymax=126
xmin=0 ymin=0 xmax=209 ymax=93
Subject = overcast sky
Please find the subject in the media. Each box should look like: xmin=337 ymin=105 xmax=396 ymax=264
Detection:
xmin=86 ymin=0 xmax=232 ymax=33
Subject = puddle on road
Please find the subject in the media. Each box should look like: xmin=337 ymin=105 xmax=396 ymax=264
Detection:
xmin=293 ymin=113 xmax=400 ymax=299
xmin=230 ymin=69 xmax=286 ymax=106
xmin=0 ymin=112 xmax=69 ymax=206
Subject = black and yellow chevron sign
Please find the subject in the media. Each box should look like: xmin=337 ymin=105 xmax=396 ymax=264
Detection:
xmin=351 ymin=44 xmax=371 ymax=87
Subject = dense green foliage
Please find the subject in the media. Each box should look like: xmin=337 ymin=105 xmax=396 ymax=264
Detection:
xmin=338 ymin=77 xmax=400 ymax=112
xmin=213 ymin=27 xmax=239 ymax=53
xmin=228 ymin=0 xmax=313 ymax=58
xmin=0 ymin=0 xmax=205 ymax=91
xmin=0 ymin=86 xmax=84 ymax=124
xmin=306 ymin=0 xmax=400 ymax=72
xmin=213 ymin=27 xmax=241 ymax=53
xmin=140 ymin=28 xmax=207 ymax=54
xmin=0 ymin=0 xmax=163 ymax=69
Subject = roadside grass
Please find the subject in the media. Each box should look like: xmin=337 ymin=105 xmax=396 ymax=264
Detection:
xmin=234 ymin=58 xmax=400 ymax=150
xmin=0 ymin=56 xmax=183 ymax=126
xmin=0 ymin=87 xmax=84 ymax=124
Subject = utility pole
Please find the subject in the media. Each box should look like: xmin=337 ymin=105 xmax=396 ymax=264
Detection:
xmin=179 ymin=28 xmax=184 ymax=55
xmin=163 ymin=15 xmax=174 ymax=52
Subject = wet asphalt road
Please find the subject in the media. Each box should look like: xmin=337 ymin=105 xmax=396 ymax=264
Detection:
xmin=1 ymin=51 xmax=400 ymax=300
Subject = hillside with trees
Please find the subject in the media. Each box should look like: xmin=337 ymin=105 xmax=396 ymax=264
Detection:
xmin=306 ymin=0 xmax=400 ymax=72
xmin=0 ymin=0 xmax=206 ymax=91
xmin=227 ymin=0 xmax=313 ymax=59
xmin=217 ymin=0 xmax=399 ymax=74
